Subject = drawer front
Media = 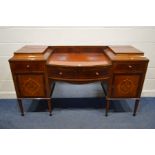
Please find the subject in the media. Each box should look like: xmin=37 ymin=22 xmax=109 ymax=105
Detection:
xmin=113 ymin=62 xmax=147 ymax=73
xmin=47 ymin=66 xmax=111 ymax=80
xmin=11 ymin=61 xmax=45 ymax=72
xmin=47 ymin=66 xmax=77 ymax=79
xmin=111 ymin=74 xmax=141 ymax=98
xmin=77 ymin=67 xmax=110 ymax=79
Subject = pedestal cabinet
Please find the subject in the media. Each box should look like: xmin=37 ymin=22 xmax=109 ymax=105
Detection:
xmin=9 ymin=46 xmax=53 ymax=116
xmin=104 ymin=46 xmax=149 ymax=116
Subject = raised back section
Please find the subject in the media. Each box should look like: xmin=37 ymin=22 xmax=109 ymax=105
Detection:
xmin=50 ymin=46 xmax=106 ymax=53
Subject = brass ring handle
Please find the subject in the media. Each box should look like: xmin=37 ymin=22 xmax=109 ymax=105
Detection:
xmin=59 ymin=72 xmax=63 ymax=75
xmin=96 ymin=72 xmax=99 ymax=75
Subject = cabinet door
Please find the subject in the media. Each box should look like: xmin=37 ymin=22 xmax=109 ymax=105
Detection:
xmin=112 ymin=74 xmax=141 ymax=98
xmin=16 ymin=74 xmax=46 ymax=97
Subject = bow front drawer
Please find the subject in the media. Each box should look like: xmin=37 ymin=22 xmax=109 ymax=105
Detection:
xmin=47 ymin=66 xmax=111 ymax=81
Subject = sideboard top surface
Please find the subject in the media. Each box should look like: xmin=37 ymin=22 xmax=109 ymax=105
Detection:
xmin=109 ymin=45 xmax=144 ymax=54
xmin=9 ymin=45 xmax=149 ymax=63
xmin=15 ymin=45 xmax=48 ymax=54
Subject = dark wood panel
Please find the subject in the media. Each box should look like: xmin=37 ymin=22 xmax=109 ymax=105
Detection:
xmin=16 ymin=74 xmax=46 ymax=97
xmin=111 ymin=74 xmax=141 ymax=98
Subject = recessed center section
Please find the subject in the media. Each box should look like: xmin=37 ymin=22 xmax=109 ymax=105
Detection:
xmin=48 ymin=47 xmax=111 ymax=66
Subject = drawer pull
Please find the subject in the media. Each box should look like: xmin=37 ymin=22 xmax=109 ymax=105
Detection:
xmin=26 ymin=65 xmax=30 ymax=68
xmin=96 ymin=72 xmax=99 ymax=75
xmin=59 ymin=72 xmax=63 ymax=75
xmin=128 ymin=65 xmax=132 ymax=69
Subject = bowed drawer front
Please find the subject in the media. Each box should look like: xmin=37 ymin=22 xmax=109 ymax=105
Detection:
xmin=47 ymin=66 xmax=111 ymax=81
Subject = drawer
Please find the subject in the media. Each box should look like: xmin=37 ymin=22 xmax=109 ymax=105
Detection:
xmin=113 ymin=62 xmax=147 ymax=73
xmin=47 ymin=66 xmax=110 ymax=81
xmin=47 ymin=66 xmax=77 ymax=79
xmin=11 ymin=61 xmax=45 ymax=72
xmin=47 ymin=66 xmax=111 ymax=80
xmin=77 ymin=67 xmax=110 ymax=79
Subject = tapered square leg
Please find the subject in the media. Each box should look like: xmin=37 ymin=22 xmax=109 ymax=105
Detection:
xmin=17 ymin=99 xmax=24 ymax=116
xmin=105 ymin=100 xmax=110 ymax=117
xmin=133 ymin=99 xmax=140 ymax=116
xmin=47 ymin=99 xmax=52 ymax=116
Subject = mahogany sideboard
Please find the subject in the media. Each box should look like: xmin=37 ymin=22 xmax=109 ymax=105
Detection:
xmin=9 ymin=45 xmax=149 ymax=116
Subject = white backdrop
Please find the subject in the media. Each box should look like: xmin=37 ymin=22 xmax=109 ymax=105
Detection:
xmin=0 ymin=26 xmax=155 ymax=98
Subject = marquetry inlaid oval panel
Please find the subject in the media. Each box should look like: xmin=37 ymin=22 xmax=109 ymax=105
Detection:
xmin=17 ymin=74 xmax=45 ymax=97
xmin=112 ymin=75 xmax=141 ymax=98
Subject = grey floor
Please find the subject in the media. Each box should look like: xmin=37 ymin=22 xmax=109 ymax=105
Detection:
xmin=0 ymin=97 xmax=155 ymax=129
